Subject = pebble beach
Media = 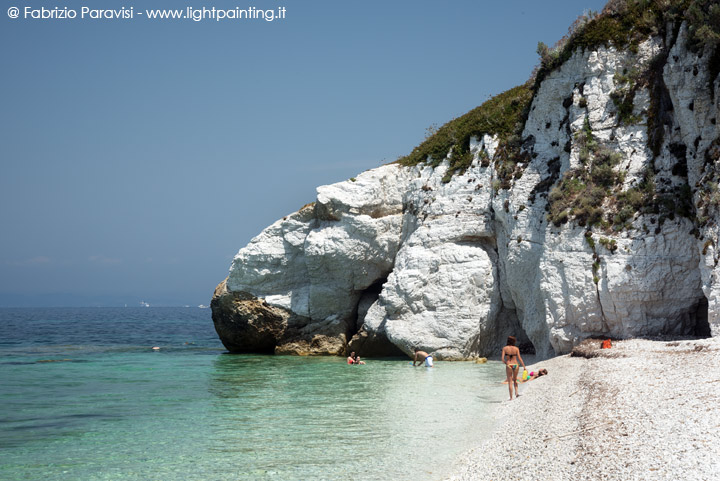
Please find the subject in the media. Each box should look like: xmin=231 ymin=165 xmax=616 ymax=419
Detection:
xmin=447 ymin=338 xmax=720 ymax=481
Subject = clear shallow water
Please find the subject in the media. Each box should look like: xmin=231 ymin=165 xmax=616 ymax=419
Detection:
xmin=0 ymin=308 xmax=507 ymax=481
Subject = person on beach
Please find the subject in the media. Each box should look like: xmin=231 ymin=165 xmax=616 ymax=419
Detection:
xmin=413 ymin=348 xmax=434 ymax=367
xmin=527 ymin=368 xmax=548 ymax=381
xmin=502 ymin=336 xmax=525 ymax=400
xmin=347 ymin=351 xmax=356 ymax=364
xmin=502 ymin=368 xmax=547 ymax=384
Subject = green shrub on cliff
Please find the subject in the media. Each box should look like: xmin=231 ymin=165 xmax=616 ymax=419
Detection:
xmin=547 ymin=118 xmax=624 ymax=228
xmin=398 ymin=0 xmax=720 ymax=185
xmin=399 ymin=84 xmax=533 ymax=183
xmin=536 ymin=0 xmax=720 ymax=82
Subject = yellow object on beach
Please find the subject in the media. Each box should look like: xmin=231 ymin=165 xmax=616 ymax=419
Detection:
xmin=474 ymin=357 xmax=487 ymax=363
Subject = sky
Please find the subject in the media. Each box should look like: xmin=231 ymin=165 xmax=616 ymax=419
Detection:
xmin=0 ymin=0 xmax=609 ymax=307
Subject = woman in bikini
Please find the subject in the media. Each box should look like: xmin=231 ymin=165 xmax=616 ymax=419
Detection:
xmin=501 ymin=336 xmax=525 ymax=401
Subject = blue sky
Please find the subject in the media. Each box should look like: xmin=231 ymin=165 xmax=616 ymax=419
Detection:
xmin=0 ymin=0 xmax=609 ymax=306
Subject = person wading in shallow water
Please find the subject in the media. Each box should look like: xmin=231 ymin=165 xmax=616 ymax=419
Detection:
xmin=413 ymin=348 xmax=434 ymax=367
xmin=502 ymin=336 xmax=525 ymax=401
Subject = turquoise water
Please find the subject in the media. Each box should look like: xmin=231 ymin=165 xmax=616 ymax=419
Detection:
xmin=0 ymin=308 xmax=507 ymax=481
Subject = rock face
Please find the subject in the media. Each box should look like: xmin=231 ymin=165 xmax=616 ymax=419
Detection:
xmin=213 ymin=19 xmax=718 ymax=358
xmin=212 ymin=166 xmax=411 ymax=356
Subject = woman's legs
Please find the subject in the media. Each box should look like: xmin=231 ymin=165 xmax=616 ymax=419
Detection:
xmin=513 ymin=365 xmax=520 ymax=397
xmin=505 ymin=364 xmax=514 ymax=400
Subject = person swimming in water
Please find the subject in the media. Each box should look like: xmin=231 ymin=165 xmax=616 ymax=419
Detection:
xmin=502 ymin=336 xmax=525 ymax=401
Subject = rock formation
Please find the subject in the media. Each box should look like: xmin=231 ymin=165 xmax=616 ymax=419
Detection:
xmin=213 ymin=3 xmax=719 ymax=359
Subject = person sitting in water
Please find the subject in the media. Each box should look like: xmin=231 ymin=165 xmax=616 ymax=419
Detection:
xmin=502 ymin=336 xmax=525 ymax=400
xmin=347 ymin=351 xmax=356 ymax=365
xmin=355 ymin=356 xmax=366 ymax=365
xmin=413 ymin=348 xmax=434 ymax=367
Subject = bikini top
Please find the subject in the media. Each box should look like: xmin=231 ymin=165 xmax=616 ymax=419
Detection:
xmin=504 ymin=347 xmax=519 ymax=357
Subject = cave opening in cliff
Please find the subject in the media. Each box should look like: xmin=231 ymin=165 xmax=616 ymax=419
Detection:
xmin=468 ymin=314 xmax=538 ymax=358
xmin=346 ymin=277 xmax=406 ymax=358
xmin=495 ymin=306 xmax=535 ymax=356
xmin=350 ymin=277 xmax=387 ymax=338
xmin=692 ymin=295 xmax=711 ymax=338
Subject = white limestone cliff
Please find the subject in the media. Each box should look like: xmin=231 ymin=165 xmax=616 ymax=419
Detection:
xmin=212 ymin=21 xmax=718 ymax=358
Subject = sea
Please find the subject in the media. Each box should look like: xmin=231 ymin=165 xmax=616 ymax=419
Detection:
xmin=0 ymin=307 xmax=507 ymax=481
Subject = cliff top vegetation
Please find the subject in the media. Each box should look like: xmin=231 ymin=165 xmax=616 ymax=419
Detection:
xmin=397 ymin=0 xmax=720 ymax=181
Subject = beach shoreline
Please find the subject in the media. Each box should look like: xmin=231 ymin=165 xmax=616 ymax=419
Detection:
xmin=446 ymin=337 xmax=720 ymax=481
